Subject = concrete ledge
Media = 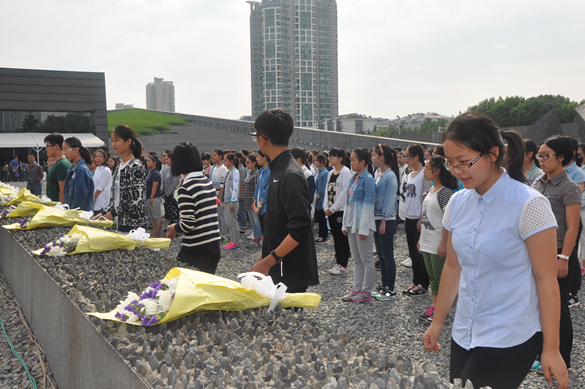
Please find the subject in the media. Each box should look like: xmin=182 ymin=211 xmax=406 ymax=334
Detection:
xmin=0 ymin=227 xmax=150 ymax=389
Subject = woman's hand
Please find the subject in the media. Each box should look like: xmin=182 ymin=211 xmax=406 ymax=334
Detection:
xmin=378 ymin=220 xmax=386 ymax=235
xmin=540 ymin=348 xmax=569 ymax=388
xmin=342 ymin=230 xmax=348 ymax=236
xmin=423 ymin=322 xmax=444 ymax=353
xmin=359 ymin=234 xmax=367 ymax=240
xmin=417 ymin=239 xmax=421 ymax=253
xmin=325 ymin=209 xmax=333 ymax=217
xmin=230 ymin=203 xmax=235 ymax=212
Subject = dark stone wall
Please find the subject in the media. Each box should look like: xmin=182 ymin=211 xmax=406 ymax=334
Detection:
xmin=0 ymin=67 xmax=108 ymax=142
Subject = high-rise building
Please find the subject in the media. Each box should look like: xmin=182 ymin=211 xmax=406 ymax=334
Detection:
xmin=247 ymin=0 xmax=338 ymax=128
xmin=146 ymin=77 xmax=175 ymax=112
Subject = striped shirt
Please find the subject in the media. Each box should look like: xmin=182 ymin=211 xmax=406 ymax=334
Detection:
xmin=175 ymin=172 xmax=220 ymax=253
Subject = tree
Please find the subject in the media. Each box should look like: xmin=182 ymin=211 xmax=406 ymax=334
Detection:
xmin=41 ymin=113 xmax=92 ymax=133
xmin=21 ymin=112 xmax=40 ymax=132
xmin=418 ymin=118 xmax=450 ymax=133
xmin=467 ymin=94 xmax=583 ymax=126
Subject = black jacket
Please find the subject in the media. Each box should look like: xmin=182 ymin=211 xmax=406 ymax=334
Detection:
xmin=263 ymin=150 xmax=319 ymax=289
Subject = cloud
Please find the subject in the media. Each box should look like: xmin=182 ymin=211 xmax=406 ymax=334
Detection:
xmin=494 ymin=44 xmax=508 ymax=50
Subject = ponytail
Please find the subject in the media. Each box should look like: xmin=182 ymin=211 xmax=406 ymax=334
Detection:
xmin=428 ymin=156 xmax=459 ymax=190
xmin=352 ymin=147 xmax=374 ymax=177
xmin=64 ymin=136 xmax=92 ymax=165
xmin=112 ymin=125 xmax=142 ymax=159
xmin=501 ymin=130 xmax=527 ymax=184
xmin=147 ymin=154 xmax=162 ymax=171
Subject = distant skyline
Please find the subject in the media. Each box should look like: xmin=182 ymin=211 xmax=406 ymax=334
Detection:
xmin=1 ymin=1 xmax=584 ymax=122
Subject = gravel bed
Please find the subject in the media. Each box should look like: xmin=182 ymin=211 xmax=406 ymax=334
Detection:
xmin=0 ymin=210 xmax=584 ymax=388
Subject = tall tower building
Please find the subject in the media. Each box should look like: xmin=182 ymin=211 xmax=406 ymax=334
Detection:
xmin=247 ymin=0 xmax=338 ymax=128
xmin=146 ymin=77 xmax=175 ymax=112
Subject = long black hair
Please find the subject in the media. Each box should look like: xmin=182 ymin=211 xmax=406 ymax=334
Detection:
xmin=247 ymin=154 xmax=259 ymax=170
xmin=330 ymin=148 xmax=350 ymax=168
xmin=64 ymin=137 xmax=92 ymax=165
xmin=147 ymin=154 xmax=162 ymax=171
xmin=224 ymin=153 xmax=239 ymax=169
xmin=256 ymin=149 xmax=271 ymax=163
xmin=373 ymin=143 xmax=400 ymax=187
xmin=352 ymin=147 xmax=374 ymax=177
xmin=428 ymin=156 xmax=459 ymax=190
xmin=406 ymin=144 xmax=425 ymax=167
xmin=442 ymin=112 xmax=527 ymax=184
xmin=112 ymin=125 xmax=143 ymax=159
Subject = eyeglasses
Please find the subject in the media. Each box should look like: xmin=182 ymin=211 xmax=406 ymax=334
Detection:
xmin=444 ymin=153 xmax=483 ymax=171
xmin=536 ymin=153 xmax=557 ymax=160
xmin=250 ymin=132 xmax=268 ymax=142
xmin=64 ymin=148 xmax=75 ymax=153
xmin=403 ymin=154 xmax=410 ymax=158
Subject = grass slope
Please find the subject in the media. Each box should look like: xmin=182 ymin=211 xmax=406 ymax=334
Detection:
xmin=107 ymin=109 xmax=189 ymax=136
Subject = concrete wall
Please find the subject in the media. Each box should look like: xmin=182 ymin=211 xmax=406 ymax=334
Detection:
xmin=0 ymin=228 xmax=149 ymax=389
xmin=172 ymin=112 xmax=440 ymax=151
xmin=0 ymin=67 xmax=108 ymax=143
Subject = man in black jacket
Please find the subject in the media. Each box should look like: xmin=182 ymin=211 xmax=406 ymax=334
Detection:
xmin=250 ymin=110 xmax=319 ymax=293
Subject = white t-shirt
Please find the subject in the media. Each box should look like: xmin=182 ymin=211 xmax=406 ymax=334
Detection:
xmin=404 ymin=170 xmax=431 ymax=219
xmin=420 ymin=186 xmax=452 ymax=254
xmin=211 ymin=164 xmax=228 ymax=192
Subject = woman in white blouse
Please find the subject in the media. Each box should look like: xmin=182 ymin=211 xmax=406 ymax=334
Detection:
xmin=423 ymin=112 xmax=568 ymax=389
xmin=92 ymin=150 xmax=112 ymax=214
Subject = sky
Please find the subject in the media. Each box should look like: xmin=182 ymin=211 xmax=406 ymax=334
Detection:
xmin=1 ymin=0 xmax=584 ymax=121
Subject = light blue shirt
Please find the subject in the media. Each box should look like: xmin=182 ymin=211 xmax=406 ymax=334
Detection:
xmin=443 ymin=170 xmax=557 ymax=350
xmin=566 ymin=161 xmax=585 ymax=185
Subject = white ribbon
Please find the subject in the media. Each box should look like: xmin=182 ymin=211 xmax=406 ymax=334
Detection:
xmin=54 ymin=203 xmax=70 ymax=211
xmin=40 ymin=195 xmax=52 ymax=204
xmin=238 ymin=272 xmax=288 ymax=312
xmin=127 ymin=227 xmax=150 ymax=243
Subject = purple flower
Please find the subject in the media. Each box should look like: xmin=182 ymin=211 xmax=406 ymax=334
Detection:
xmin=141 ymin=316 xmax=150 ymax=326
xmin=147 ymin=316 xmax=158 ymax=325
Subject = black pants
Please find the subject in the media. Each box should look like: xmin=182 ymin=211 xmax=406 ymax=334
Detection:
xmin=163 ymin=195 xmax=179 ymax=224
xmin=315 ymin=209 xmax=328 ymax=240
xmin=328 ymin=211 xmax=350 ymax=267
xmin=569 ymin=218 xmax=583 ymax=297
xmin=450 ymin=332 xmax=542 ymax=389
xmin=177 ymin=247 xmax=220 ymax=274
xmin=557 ymin=247 xmax=577 ymax=368
xmin=405 ymin=218 xmax=429 ymax=289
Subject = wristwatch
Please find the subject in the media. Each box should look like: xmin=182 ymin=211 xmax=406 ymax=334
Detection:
xmin=558 ymin=254 xmax=570 ymax=260
xmin=270 ymin=250 xmax=283 ymax=264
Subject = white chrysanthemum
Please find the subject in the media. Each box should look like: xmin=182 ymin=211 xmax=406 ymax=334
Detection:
xmin=157 ymin=290 xmax=173 ymax=314
xmin=142 ymin=299 xmax=158 ymax=316
xmin=48 ymin=246 xmax=66 ymax=256
xmin=123 ymin=309 xmax=139 ymax=323
xmin=162 ymin=277 xmax=179 ymax=295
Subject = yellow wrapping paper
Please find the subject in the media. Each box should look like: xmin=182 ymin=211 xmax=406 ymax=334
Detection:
xmin=1 ymin=201 xmax=44 ymax=218
xmin=31 ymin=224 xmax=170 ymax=255
xmin=89 ymin=268 xmax=321 ymax=325
xmin=1 ymin=188 xmax=57 ymax=206
xmin=3 ymin=205 xmax=114 ymax=230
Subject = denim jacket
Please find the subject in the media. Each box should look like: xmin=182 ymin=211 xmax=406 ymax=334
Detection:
xmin=63 ymin=159 xmax=94 ymax=211
xmin=374 ymin=168 xmax=398 ymax=220
xmin=342 ymin=169 xmax=376 ymax=235
xmin=253 ymin=166 xmax=270 ymax=215
xmin=314 ymin=167 xmax=328 ymax=210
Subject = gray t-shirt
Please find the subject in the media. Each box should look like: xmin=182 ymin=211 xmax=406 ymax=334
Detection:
xmin=532 ymin=169 xmax=581 ymax=249
xmin=525 ymin=165 xmax=543 ymax=186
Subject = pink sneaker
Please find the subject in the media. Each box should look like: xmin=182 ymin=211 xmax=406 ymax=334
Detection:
xmin=222 ymin=242 xmax=235 ymax=250
xmin=351 ymin=291 xmax=374 ymax=303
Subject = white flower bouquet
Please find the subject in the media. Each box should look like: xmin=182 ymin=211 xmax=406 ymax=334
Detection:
xmin=38 ymin=232 xmax=83 ymax=256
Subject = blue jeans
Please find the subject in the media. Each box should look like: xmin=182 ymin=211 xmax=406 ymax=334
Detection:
xmin=27 ymin=181 xmax=42 ymax=196
xmin=246 ymin=208 xmax=263 ymax=239
xmin=374 ymin=219 xmax=396 ymax=290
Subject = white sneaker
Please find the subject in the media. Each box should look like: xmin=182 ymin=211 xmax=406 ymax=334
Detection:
xmin=327 ymin=264 xmax=339 ymax=273
xmin=247 ymin=233 xmax=254 ymax=240
xmin=401 ymin=258 xmax=412 ymax=267
xmin=328 ymin=264 xmax=348 ymax=275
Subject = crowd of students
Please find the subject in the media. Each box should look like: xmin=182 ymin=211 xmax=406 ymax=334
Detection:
xmin=16 ymin=109 xmax=585 ymax=388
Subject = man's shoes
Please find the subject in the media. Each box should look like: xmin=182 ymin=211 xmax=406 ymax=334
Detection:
xmin=374 ymin=287 xmax=397 ymax=301
xmin=568 ymin=294 xmax=579 ymax=307
xmin=328 ymin=264 xmax=347 ymax=275
xmin=315 ymin=237 xmax=327 ymax=243
xmin=402 ymin=284 xmax=415 ymax=294
xmin=401 ymin=258 xmax=412 ymax=267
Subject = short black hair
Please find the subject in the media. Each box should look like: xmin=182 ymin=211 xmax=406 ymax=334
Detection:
xmin=201 ymin=152 xmax=211 ymax=161
xmin=543 ymin=135 xmax=574 ymax=167
xmin=255 ymin=109 xmax=294 ymax=147
xmin=171 ymin=142 xmax=203 ymax=176
xmin=211 ymin=149 xmax=224 ymax=157
xmin=44 ymin=133 xmax=64 ymax=150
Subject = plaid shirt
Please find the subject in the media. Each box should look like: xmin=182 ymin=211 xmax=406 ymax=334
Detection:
xmin=243 ymin=168 xmax=258 ymax=208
